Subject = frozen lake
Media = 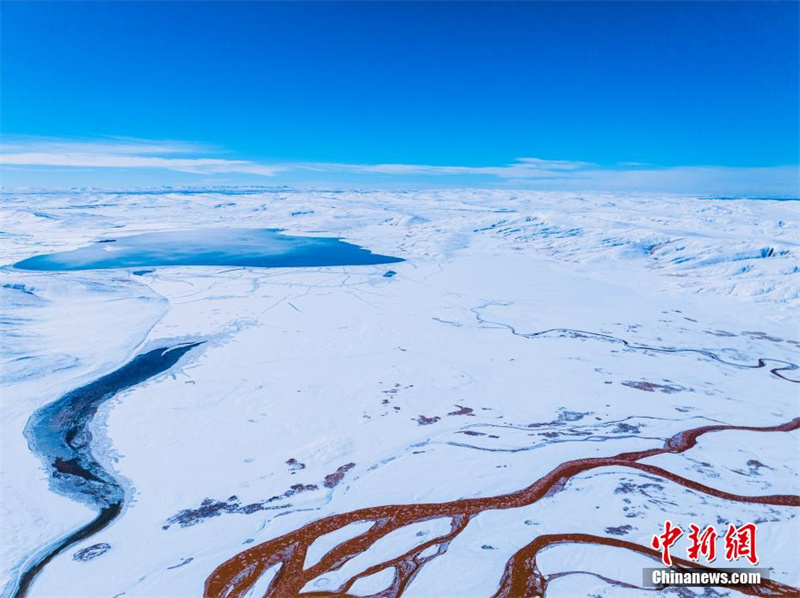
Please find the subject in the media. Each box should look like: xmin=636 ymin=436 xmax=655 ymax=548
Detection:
xmin=13 ymin=228 xmax=403 ymax=271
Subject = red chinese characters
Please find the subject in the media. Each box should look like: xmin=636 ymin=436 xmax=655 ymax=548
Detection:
xmin=687 ymin=524 xmax=718 ymax=563
xmin=651 ymin=520 xmax=683 ymax=566
xmin=724 ymin=523 xmax=758 ymax=565
xmin=651 ymin=521 xmax=758 ymax=567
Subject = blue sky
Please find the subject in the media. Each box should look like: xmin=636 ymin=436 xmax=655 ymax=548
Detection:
xmin=1 ymin=1 xmax=798 ymax=194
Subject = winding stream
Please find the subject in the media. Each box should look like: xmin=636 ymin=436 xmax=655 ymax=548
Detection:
xmin=10 ymin=292 xmax=798 ymax=596
xmin=205 ymin=417 xmax=800 ymax=597
xmin=11 ymin=342 xmax=202 ymax=598
xmin=198 ymin=316 xmax=800 ymax=596
xmin=8 ymin=228 xmax=404 ymax=596
xmin=14 ymin=328 xmax=799 ymax=597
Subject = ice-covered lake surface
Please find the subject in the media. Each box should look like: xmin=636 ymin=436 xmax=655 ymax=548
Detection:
xmin=13 ymin=228 xmax=402 ymax=271
xmin=1 ymin=188 xmax=798 ymax=598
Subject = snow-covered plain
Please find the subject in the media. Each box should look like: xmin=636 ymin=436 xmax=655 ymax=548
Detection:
xmin=1 ymin=188 xmax=798 ymax=597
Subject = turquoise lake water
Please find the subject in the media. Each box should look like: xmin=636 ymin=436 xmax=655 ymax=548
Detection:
xmin=14 ymin=229 xmax=403 ymax=271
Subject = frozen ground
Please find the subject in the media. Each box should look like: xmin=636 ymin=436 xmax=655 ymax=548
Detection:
xmin=1 ymin=188 xmax=798 ymax=597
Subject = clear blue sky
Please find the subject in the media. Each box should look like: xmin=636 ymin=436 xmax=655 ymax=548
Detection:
xmin=1 ymin=1 xmax=798 ymax=193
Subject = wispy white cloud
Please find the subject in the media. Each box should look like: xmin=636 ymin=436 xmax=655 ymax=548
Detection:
xmin=289 ymin=158 xmax=798 ymax=195
xmin=291 ymin=157 xmax=591 ymax=179
xmin=0 ymin=136 xmax=208 ymax=156
xmin=1 ymin=152 xmax=283 ymax=176
xmin=0 ymin=136 xmax=284 ymax=177
xmin=1 ymin=136 xmax=797 ymax=195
